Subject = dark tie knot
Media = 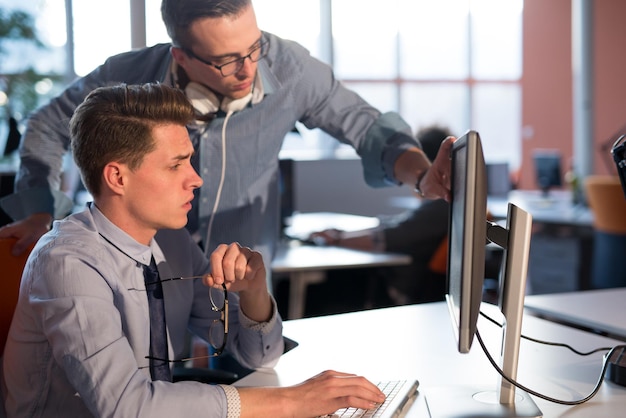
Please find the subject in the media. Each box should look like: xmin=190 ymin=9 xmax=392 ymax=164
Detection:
xmin=143 ymin=262 xmax=164 ymax=299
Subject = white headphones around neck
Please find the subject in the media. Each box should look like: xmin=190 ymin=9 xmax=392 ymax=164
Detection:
xmin=185 ymin=81 xmax=253 ymax=116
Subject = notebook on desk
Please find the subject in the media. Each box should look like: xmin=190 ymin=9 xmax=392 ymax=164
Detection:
xmin=321 ymin=379 xmax=419 ymax=418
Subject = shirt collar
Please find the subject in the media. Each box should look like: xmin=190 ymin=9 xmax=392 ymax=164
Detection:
xmin=89 ymin=203 xmax=155 ymax=267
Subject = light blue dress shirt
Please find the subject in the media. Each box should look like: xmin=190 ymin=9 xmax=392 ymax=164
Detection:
xmin=1 ymin=205 xmax=283 ymax=418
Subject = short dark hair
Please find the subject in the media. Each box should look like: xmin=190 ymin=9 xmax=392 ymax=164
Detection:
xmin=161 ymin=0 xmax=252 ymax=48
xmin=69 ymin=83 xmax=195 ymax=196
xmin=416 ymin=125 xmax=453 ymax=161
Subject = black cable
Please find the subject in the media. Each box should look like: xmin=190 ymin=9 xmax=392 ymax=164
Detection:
xmin=475 ymin=330 xmax=624 ymax=405
xmin=479 ymin=310 xmax=613 ymax=355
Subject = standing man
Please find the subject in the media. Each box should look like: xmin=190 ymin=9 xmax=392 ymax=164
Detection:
xmin=1 ymin=83 xmax=385 ymax=418
xmin=1 ymin=0 xmax=453 ymax=274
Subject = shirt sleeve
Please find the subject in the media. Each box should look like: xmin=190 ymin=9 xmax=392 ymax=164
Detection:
xmin=15 ymin=71 xmax=104 ymax=198
xmin=219 ymin=385 xmax=242 ymax=418
xmin=237 ymin=294 xmax=279 ymax=334
xmin=276 ymin=40 xmax=420 ymax=187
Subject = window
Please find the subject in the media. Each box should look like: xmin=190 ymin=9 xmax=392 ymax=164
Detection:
xmin=255 ymin=0 xmax=523 ymax=169
xmin=1 ymin=0 xmax=523 ymax=169
xmin=0 ymin=0 xmax=67 ymax=149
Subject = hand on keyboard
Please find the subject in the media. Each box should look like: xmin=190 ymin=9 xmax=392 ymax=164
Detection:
xmin=293 ymin=370 xmax=385 ymax=417
xmin=322 ymin=380 xmax=419 ymax=418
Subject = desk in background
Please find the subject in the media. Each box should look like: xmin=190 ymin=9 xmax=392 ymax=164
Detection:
xmin=488 ymin=190 xmax=594 ymax=295
xmin=391 ymin=190 xmax=595 ymax=295
xmin=236 ymin=302 xmax=626 ymax=417
xmin=487 ymin=189 xmax=593 ymax=227
xmin=272 ymin=212 xmax=411 ymax=319
xmin=525 ymin=287 xmax=626 ymax=341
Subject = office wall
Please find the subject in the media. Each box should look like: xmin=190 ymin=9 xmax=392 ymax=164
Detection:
xmin=520 ymin=0 xmax=626 ymax=189
xmin=292 ymin=158 xmax=415 ymax=217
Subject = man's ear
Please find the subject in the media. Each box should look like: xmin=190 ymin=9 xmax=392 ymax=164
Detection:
xmin=170 ymin=46 xmax=189 ymax=68
xmin=102 ymin=162 xmax=126 ymax=195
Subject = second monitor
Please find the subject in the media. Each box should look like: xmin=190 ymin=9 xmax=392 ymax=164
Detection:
xmin=533 ymin=150 xmax=563 ymax=197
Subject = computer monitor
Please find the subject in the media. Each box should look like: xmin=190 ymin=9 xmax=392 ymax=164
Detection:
xmin=533 ymin=150 xmax=562 ymax=197
xmin=426 ymin=130 xmax=542 ymax=417
xmin=447 ymin=131 xmax=488 ymax=354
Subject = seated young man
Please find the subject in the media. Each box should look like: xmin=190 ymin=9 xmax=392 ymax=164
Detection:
xmin=1 ymin=83 xmax=384 ymax=417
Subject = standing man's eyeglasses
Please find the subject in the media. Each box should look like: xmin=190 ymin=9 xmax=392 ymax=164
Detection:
xmin=183 ymin=37 xmax=269 ymax=77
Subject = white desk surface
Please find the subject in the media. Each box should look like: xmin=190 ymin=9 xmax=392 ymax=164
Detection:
xmin=235 ymin=302 xmax=626 ymax=417
xmin=283 ymin=211 xmax=381 ymax=241
xmin=272 ymin=243 xmax=411 ymax=273
xmin=488 ymin=190 xmax=593 ymax=227
xmin=274 ymin=211 xmax=410 ymax=272
xmin=525 ymin=288 xmax=626 ymax=341
xmin=271 ymin=243 xmax=410 ymax=319
xmin=272 ymin=212 xmax=411 ymax=319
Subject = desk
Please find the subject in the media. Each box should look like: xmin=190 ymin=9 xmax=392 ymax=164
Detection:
xmin=282 ymin=211 xmax=381 ymax=240
xmin=489 ymin=190 xmax=595 ymax=294
xmin=272 ymin=212 xmax=411 ymax=319
xmin=525 ymin=288 xmax=626 ymax=341
xmin=487 ymin=190 xmax=593 ymax=227
xmin=235 ymin=302 xmax=626 ymax=417
xmin=272 ymin=244 xmax=411 ymax=320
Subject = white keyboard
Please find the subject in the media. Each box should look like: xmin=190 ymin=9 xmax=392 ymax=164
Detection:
xmin=321 ymin=379 xmax=419 ymax=418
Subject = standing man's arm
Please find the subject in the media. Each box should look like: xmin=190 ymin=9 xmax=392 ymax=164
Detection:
xmin=285 ymin=44 xmax=453 ymax=200
xmin=0 ymin=45 xmax=173 ymax=255
xmin=0 ymin=91 xmax=80 ymax=254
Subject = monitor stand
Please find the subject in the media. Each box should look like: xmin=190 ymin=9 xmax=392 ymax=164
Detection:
xmin=425 ymin=204 xmax=542 ymax=418
xmin=425 ymin=386 xmax=541 ymax=418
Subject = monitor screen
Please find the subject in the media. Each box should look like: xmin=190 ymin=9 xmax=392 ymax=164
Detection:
xmin=446 ymin=130 xmax=487 ymax=353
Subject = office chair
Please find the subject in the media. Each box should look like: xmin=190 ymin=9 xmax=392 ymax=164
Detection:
xmin=0 ymin=238 xmax=33 ymax=355
xmin=0 ymin=238 xmax=34 ymax=418
xmin=584 ymin=175 xmax=626 ymax=289
xmin=427 ymin=237 xmax=448 ymax=276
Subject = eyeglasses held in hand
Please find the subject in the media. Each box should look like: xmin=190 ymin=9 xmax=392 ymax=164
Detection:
xmin=183 ymin=36 xmax=268 ymax=77
xmin=140 ymin=279 xmax=228 ymax=367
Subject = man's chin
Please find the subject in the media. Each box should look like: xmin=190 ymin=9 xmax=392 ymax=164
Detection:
xmin=163 ymin=218 xmax=189 ymax=231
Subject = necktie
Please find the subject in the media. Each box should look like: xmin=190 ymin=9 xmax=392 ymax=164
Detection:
xmin=143 ymin=257 xmax=172 ymax=381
